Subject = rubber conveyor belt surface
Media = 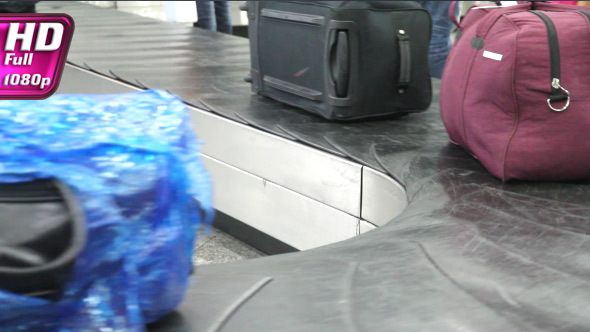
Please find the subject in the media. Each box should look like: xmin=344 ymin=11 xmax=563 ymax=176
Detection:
xmin=40 ymin=2 xmax=590 ymax=331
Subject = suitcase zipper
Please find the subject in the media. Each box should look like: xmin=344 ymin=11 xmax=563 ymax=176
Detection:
xmin=529 ymin=11 xmax=570 ymax=112
xmin=397 ymin=30 xmax=411 ymax=93
xmin=581 ymin=11 xmax=590 ymax=23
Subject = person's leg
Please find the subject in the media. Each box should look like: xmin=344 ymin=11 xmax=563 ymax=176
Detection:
xmin=417 ymin=1 xmax=457 ymax=79
xmin=214 ymin=1 xmax=233 ymax=34
xmin=195 ymin=1 xmax=216 ymax=31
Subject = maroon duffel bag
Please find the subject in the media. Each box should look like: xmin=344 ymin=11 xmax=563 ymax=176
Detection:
xmin=440 ymin=2 xmax=590 ymax=181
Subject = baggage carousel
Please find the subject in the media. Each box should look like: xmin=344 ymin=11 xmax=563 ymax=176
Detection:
xmin=49 ymin=2 xmax=590 ymax=331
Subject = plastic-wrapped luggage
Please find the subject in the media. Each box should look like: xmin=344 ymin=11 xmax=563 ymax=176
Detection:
xmin=440 ymin=2 xmax=590 ymax=181
xmin=0 ymin=90 xmax=211 ymax=331
xmin=244 ymin=1 xmax=433 ymax=121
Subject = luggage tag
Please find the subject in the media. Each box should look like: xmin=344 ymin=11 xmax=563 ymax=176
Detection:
xmin=482 ymin=50 xmax=503 ymax=61
xmin=472 ymin=1 xmax=519 ymax=10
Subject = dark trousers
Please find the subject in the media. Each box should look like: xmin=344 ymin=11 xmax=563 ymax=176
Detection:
xmin=417 ymin=1 xmax=458 ymax=79
xmin=195 ymin=1 xmax=232 ymax=34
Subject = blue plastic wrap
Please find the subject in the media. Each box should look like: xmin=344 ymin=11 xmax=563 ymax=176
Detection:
xmin=0 ymin=90 xmax=212 ymax=331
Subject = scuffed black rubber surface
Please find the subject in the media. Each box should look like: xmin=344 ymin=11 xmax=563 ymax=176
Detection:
xmin=40 ymin=2 xmax=590 ymax=331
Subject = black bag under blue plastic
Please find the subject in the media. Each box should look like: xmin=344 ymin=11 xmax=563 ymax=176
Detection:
xmin=0 ymin=90 xmax=212 ymax=331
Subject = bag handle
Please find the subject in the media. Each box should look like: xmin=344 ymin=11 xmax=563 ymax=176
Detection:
xmin=475 ymin=3 xmax=530 ymax=39
xmin=532 ymin=1 xmax=590 ymax=11
xmin=449 ymin=1 xmax=519 ymax=29
xmin=397 ymin=29 xmax=411 ymax=93
xmin=328 ymin=30 xmax=350 ymax=98
xmin=475 ymin=1 xmax=590 ymax=39
xmin=448 ymin=1 xmax=461 ymax=28
xmin=0 ymin=180 xmax=86 ymax=300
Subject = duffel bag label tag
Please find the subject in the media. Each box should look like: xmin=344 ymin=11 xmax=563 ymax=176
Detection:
xmin=483 ymin=50 xmax=503 ymax=61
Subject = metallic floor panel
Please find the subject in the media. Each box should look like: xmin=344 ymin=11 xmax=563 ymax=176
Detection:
xmin=190 ymin=110 xmax=363 ymax=217
xmin=361 ymin=167 xmax=406 ymax=226
xmin=202 ymin=155 xmax=363 ymax=250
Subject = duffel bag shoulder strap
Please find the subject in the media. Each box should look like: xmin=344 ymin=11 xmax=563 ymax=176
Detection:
xmin=529 ymin=10 xmax=570 ymax=112
xmin=474 ymin=1 xmax=587 ymax=40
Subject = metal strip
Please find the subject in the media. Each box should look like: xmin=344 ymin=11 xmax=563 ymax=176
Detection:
xmin=202 ymin=155 xmax=362 ymax=250
xmin=263 ymin=76 xmax=323 ymax=101
xmin=261 ymin=8 xmax=325 ymax=25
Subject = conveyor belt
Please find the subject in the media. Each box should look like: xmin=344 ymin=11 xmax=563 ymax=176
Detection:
xmin=43 ymin=2 xmax=590 ymax=331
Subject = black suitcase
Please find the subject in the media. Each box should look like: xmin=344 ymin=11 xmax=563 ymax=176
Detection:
xmin=244 ymin=1 xmax=432 ymax=121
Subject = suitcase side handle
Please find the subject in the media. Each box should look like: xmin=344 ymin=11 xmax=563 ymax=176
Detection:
xmin=329 ymin=30 xmax=350 ymax=98
xmin=397 ymin=30 xmax=411 ymax=93
xmin=325 ymin=20 xmax=358 ymax=107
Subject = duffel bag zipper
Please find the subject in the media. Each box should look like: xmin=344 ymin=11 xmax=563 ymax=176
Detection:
xmin=529 ymin=11 xmax=570 ymax=112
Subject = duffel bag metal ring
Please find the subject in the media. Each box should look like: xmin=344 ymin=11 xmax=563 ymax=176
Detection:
xmin=547 ymin=78 xmax=570 ymax=112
